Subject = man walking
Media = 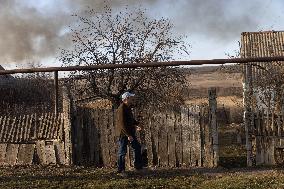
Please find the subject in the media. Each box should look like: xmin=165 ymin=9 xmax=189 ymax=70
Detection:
xmin=115 ymin=92 xmax=143 ymax=174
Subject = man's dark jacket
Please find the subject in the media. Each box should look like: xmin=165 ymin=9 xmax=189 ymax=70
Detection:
xmin=115 ymin=103 xmax=138 ymax=137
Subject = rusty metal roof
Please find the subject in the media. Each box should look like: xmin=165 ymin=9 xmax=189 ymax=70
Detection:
xmin=241 ymin=31 xmax=284 ymax=79
xmin=241 ymin=31 xmax=284 ymax=58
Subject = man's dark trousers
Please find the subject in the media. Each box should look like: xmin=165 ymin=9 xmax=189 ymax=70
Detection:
xmin=117 ymin=136 xmax=142 ymax=172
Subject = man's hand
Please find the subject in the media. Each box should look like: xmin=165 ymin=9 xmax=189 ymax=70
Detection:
xmin=136 ymin=126 xmax=142 ymax=131
xmin=128 ymin=136 xmax=134 ymax=142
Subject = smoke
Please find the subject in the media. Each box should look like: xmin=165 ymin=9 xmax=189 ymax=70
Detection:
xmin=0 ymin=0 xmax=156 ymax=64
xmin=0 ymin=0 xmax=72 ymax=64
xmin=159 ymin=0 xmax=270 ymax=40
xmin=0 ymin=0 xmax=280 ymax=64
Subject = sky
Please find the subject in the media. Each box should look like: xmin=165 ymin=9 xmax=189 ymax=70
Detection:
xmin=0 ymin=0 xmax=284 ymax=69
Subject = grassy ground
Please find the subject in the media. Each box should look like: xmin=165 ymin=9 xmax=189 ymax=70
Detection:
xmin=1 ymin=166 xmax=284 ymax=189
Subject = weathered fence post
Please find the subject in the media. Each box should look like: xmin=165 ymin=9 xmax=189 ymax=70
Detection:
xmin=62 ymin=86 xmax=72 ymax=165
xmin=208 ymin=87 xmax=218 ymax=167
xmin=243 ymin=63 xmax=254 ymax=166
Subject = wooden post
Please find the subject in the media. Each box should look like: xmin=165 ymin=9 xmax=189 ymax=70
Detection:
xmin=54 ymin=71 xmax=59 ymax=114
xmin=208 ymin=87 xmax=218 ymax=167
xmin=243 ymin=63 xmax=254 ymax=166
xmin=62 ymin=86 xmax=72 ymax=165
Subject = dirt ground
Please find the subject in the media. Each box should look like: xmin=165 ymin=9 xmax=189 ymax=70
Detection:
xmin=0 ymin=166 xmax=284 ymax=189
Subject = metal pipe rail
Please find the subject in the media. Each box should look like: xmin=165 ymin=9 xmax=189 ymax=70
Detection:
xmin=1 ymin=56 xmax=284 ymax=75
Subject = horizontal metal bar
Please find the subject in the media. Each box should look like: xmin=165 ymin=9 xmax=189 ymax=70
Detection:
xmin=1 ymin=56 xmax=284 ymax=75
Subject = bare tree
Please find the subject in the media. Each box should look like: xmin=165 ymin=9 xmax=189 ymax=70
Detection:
xmin=60 ymin=6 xmax=190 ymax=108
xmin=0 ymin=61 xmax=55 ymax=114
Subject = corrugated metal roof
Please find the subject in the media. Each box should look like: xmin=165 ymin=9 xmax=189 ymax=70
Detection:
xmin=241 ymin=31 xmax=284 ymax=80
xmin=241 ymin=31 xmax=284 ymax=58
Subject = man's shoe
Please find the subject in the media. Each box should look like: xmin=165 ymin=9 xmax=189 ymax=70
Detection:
xmin=135 ymin=167 xmax=147 ymax=173
xmin=117 ymin=171 xmax=128 ymax=177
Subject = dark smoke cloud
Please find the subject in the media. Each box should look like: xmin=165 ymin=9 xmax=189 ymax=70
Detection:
xmin=161 ymin=0 xmax=271 ymax=41
xmin=0 ymin=0 xmax=155 ymax=64
xmin=0 ymin=0 xmax=281 ymax=64
xmin=0 ymin=0 xmax=72 ymax=64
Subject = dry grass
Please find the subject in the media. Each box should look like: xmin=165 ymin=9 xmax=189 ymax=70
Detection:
xmin=0 ymin=166 xmax=284 ymax=188
xmin=185 ymin=96 xmax=242 ymax=107
xmin=186 ymin=72 xmax=242 ymax=89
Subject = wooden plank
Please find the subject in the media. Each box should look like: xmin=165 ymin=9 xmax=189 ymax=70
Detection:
xmin=43 ymin=113 xmax=50 ymax=138
xmin=71 ymin=112 xmax=79 ymax=164
xmin=54 ymin=141 xmax=66 ymax=165
xmin=26 ymin=114 xmax=33 ymax=141
xmin=64 ymin=110 xmax=72 ymax=165
xmin=152 ymin=114 xmax=160 ymax=166
xmin=181 ymin=107 xmax=190 ymax=166
xmin=56 ymin=114 xmax=61 ymax=140
xmin=93 ymin=109 xmax=101 ymax=167
xmin=256 ymin=135 xmax=264 ymax=165
xmin=0 ymin=116 xmax=7 ymax=142
xmin=20 ymin=115 xmax=26 ymax=142
xmin=12 ymin=116 xmax=18 ymax=142
xmin=46 ymin=113 xmax=52 ymax=139
xmin=101 ymin=109 xmax=110 ymax=167
xmin=0 ymin=116 xmax=4 ymax=141
xmin=277 ymin=115 xmax=281 ymax=137
xmin=193 ymin=106 xmax=202 ymax=166
xmin=199 ymin=107 xmax=206 ymax=166
xmin=168 ymin=112 xmax=176 ymax=167
xmin=107 ymin=109 xmax=115 ymax=167
xmin=191 ymin=106 xmax=199 ymax=166
xmin=158 ymin=113 xmax=168 ymax=167
xmin=17 ymin=115 xmax=23 ymax=142
xmin=31 ymin=114 xmax=37 ymax=140
xmin=22 ymin=115 xmax=28 ymax=141
xmin=144 ymin=112 xmax=154 ymax=167
xmin=54 ymin=71 xmax=59 ymax=114
xmin=97 ymin=109 xmax=105 ymax=166
xmin=17 ymin=144 xmax=35 ymax=165
xmin=16 ymin=116 xmax=23 ymax=142
xmin=87 ymin=110 xmax=95 ymax=165
xmin=0 ymin=144 xmax=7 ymax=166
xmin=39 ymin=114 xmax=46 ymax=139
xmin=36 ymin=140 xmax=47 ymax=165
xmin=280 ymin=111 xmax=284 ymax=137
xmin=5 ymin=144 xmax=19 ymax=166
xmin=3 ymin=117 xmax=10 ymax=142
xmin=261 ymin=109 xmax=265 ymax=136
xmin=37 ymin=114 xmax=43 ymax=138
xmin=175 ymin=112 xmax=182 ymax=167
xmin=188 ymin=107 xmax=194 ymax=166
xmin=8 ymin=117 xmax=17 ymax=142
xmin=44 ymin=113 xmax=50 ymax=139
xmin=45 ymin=142 xmax=56 ymax=165
xmin=73 ymin=111 xmax=82 ymax=165
xmin=45 ymin=113 xmax=51 ymax=139
xmin=108 ymin=109 xmax=117 ymax=168
xmin=81 ymin=109 xmax=90 ymax=165
xmin=152 ymin=114 xmax=159 ymax=166
xmin=51 ymin=113 xmax=57 ymax=139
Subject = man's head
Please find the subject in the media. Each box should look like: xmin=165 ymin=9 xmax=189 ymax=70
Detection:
xmin=121 ymin=92 xmax=135 ymax=105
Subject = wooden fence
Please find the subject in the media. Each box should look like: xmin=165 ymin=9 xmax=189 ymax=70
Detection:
xmin=72 ymin=102 xmax=218 ymax=168
xmin=0 ymin=113 xmax=71 ymax=166
xmin=253 ymin=110 xmax=284 ymax=165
